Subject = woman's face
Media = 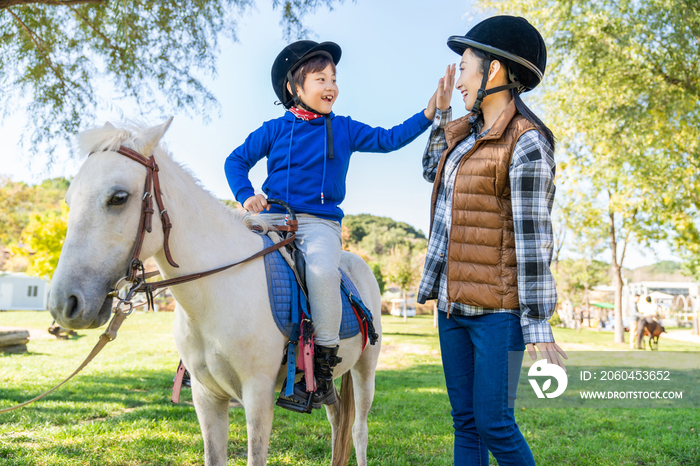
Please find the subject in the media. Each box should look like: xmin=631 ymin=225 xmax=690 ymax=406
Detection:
xmin=455 ymin=48 xmax=486 ymax=112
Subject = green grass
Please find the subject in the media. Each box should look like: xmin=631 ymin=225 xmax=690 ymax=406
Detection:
xmin=0 ymin=311 xmax=698 ymax=465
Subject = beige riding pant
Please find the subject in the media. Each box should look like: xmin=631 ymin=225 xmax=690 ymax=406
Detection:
xmin=263 ymin=213 xmax=342 ymax=347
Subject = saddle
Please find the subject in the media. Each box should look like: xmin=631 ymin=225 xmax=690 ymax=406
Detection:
xmin=261 ymin=232 xmax=378 ymax=343
xmin=260 ymin=231 xmax=378 ymax=413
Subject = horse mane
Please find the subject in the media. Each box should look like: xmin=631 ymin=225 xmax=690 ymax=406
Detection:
xmin=76 ymin=121 xmax=272 ymax=234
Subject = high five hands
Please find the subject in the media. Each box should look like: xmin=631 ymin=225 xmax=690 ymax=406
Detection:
xmin=424 ymin=64 xmax=456 ymax=121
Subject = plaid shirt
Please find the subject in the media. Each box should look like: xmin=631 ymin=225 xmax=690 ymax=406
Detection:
xmin=417 ymin=108 xmax=557 ymax=344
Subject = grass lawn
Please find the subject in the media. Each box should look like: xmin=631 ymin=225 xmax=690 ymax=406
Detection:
xmin=0 ymin=311 xmax=698 ymax=465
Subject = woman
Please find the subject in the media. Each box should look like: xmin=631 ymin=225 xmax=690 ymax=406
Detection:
xmin=417 ymin=16 xmax=567 ymax=465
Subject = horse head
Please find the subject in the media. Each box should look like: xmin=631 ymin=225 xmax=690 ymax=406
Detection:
xmin=49 ymin=119 xmax=173 ymax=329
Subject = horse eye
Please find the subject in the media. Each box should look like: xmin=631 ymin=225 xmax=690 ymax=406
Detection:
xmin=108 ymin=191 xmax=129 ymax=206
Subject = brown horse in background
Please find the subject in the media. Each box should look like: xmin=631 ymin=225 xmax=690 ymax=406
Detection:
xmin=635 ymin=316 xmax=666 ymax=350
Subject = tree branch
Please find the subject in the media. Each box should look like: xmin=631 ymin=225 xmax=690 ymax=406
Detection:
xmin=6 ymin=8 xmax=75 ymax=97
xmin=0 ymin=0 xmax=105 ymax=8
xmin=67 ymin=4 xmax=123 ymax=59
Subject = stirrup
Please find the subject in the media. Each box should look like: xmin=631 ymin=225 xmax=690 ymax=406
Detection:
xmin=276 ymin=378 xmax=314 ymax=414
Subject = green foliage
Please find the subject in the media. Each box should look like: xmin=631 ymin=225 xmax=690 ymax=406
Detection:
xmin=343 ymin=213 xmax=426 ymax=258
xmin=342 ymin=214 xmax=427 ymax=293
xmin=368 ymin=261 xmax=385 ymax=295
xmin=553 ymin=258 xmax=610 ymax=306
xmin=651 ymin=260 xmax=682 ymax=275
xmin=10 ymin=203 xmax=68 ymax=278
xmin=0 ymin=176 xmax=68 ymax=246
xmin=219 ymin=198 xmax=241 ymax=210
xmin=1 ymin=0 xmax=341 ymax=156
xmin=548 ymin=311 xmax=562 ymax=327
xmin=382 ymin=244 xmax=420 ymax=294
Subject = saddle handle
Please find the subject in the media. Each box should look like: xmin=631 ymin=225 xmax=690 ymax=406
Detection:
xmin=266 ymin=198 xmax=298 ymax=233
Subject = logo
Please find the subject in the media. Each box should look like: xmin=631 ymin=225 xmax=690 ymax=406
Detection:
xmin=528 ymin=359 xmax=568 ymax=399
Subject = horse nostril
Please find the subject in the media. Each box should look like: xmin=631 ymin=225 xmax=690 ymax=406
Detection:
xmin=66 ymin=295 xmax=80 ymax=320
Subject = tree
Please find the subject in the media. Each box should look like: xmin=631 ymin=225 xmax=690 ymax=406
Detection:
xmin=0 ymin=176 xmax=68 ymax=245
xmin=482 ymin=0 xmax=699 ymax=343
xmin=1 ymin=0 xmax=341 ymax=156
xmin=383 ymin=244 xmax=420 ymax=322
xmin=342 ymin=213 xmax=427 ymax=260
xmin=10 ymin=203 xmax=68 ymax=278
xmin=553 ymin=258 xmax=609 ymax=309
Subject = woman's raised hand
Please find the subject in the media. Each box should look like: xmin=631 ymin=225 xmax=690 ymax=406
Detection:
xmin=425 ymin=64 xmax=456 ymax=121
xmin=437 ymin=64 xmax=456 ymax=111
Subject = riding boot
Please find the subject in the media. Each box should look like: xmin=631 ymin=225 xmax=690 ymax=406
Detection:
xmin=311 ymin=344 xmax=342 ymax=408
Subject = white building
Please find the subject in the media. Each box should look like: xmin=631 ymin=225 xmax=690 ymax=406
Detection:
xmin=0 ymin=272 xmax=49 ymax=311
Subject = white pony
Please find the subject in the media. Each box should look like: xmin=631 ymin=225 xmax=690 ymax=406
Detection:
xmin=48 ymin=119 xmax=382 ymax=466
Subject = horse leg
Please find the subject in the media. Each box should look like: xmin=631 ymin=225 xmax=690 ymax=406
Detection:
xmin=325 ymin=391 xmax=342 ymax=459
xmin=350 ymin=352 xmax=379 ymax=466
xmin=241 ymin=377 xmax=276 ymax=466
xmin=191 ymin=380 xmax=230 ymax=466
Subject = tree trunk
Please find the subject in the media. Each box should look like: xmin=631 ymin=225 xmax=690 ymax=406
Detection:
xmin=608 ymin=209 xmax=625 ymax=343
xmin=402 ymin=289 xmax=407 ymax=323
xmin=612 ymin=264 xmax=625 ymax=343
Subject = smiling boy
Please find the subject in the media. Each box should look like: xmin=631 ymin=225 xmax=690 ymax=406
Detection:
xmin=225 ymin=40 xmax=435 ymax=412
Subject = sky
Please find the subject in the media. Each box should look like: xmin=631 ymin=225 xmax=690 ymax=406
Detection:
xmin=0 ymin=0 xmax=678 ymax=269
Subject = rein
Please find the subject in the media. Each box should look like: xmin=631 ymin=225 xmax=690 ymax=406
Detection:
xmin=0 ymin=146 xmax=297 ymax=414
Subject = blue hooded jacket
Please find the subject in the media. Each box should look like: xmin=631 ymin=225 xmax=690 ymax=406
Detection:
xmin=225 ymin=110 xmax=431 ymax=222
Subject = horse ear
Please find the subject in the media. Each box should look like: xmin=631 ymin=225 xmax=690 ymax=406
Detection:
xmin=132 ymin=117 xmax=174 ymax=156
xmin=103 ymin=121 xmax=115 ymax=129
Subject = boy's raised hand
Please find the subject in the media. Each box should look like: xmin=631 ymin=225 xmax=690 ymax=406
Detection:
xmin=243 ymin=193 xmax=269 ymax=213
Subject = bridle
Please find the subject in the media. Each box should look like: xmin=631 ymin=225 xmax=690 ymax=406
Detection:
xmin=112 ymin=146 xmax=179 ymax=282
xmin=0 ymin=146 xmax=297 ymax=414
xmin=106 ymin=145 xmax=297 ymax=315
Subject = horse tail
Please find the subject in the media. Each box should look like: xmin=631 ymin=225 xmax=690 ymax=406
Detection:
xmin=332 ymin=372 xmax=355 ymax=466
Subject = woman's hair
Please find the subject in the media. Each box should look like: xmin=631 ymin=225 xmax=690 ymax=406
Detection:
xmin=292 ymin=55 xmax=336 ymax=91
xmin=469 ymin=47 xmax=556 ymax=151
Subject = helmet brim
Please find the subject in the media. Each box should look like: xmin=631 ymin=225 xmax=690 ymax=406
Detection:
xmin=447 ymin=36 xmax=543 ymax=84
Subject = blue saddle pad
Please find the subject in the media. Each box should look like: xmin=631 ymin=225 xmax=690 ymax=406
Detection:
xmin=261 ymin=234 xmax=363 ymax=340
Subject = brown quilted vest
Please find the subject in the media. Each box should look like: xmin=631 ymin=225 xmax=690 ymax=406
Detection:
xmin=429 ymin=100 xmax=537 ymax=310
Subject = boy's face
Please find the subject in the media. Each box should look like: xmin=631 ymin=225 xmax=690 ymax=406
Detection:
xmin=295 ymin=63 xmax=338 ymax=114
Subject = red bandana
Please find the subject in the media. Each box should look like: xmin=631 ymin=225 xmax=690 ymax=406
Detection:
xmin=289 ymin=106 xmax=323 ymax=121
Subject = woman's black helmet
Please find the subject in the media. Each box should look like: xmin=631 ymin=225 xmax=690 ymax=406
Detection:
xmin=271 ymin=40 xmax=342 ymax=110
xmin=447 ymin=16 xmax=546 ymax=92
xmin=447 ymin=16 xmax=546 ymax=114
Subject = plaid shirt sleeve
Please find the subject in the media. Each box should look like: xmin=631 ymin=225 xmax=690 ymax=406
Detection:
xmin=422 ymin=107 xmax=452 ymax=183
xmin=510 ymin=130 xmax=557 ymax=345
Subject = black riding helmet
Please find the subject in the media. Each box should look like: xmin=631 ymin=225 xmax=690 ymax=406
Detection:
xmin=271 ymin=40 xmax=342 ymax=111
xmin=447 ymin=16 xmax=546 ymax=113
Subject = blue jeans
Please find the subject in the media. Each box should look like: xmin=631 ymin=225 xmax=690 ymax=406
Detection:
xmin=438 ymin=311 xmax=535 ymax=466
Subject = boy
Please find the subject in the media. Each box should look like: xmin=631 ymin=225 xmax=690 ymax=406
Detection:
xmin=225 ymin=40 xmax=436 ymax=411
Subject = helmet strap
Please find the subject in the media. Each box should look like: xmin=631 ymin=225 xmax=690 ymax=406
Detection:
xmin=471 ymin=58 xmax=523 ymax=114
xmin=470 ymin=58 xmax=492 ymax=114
